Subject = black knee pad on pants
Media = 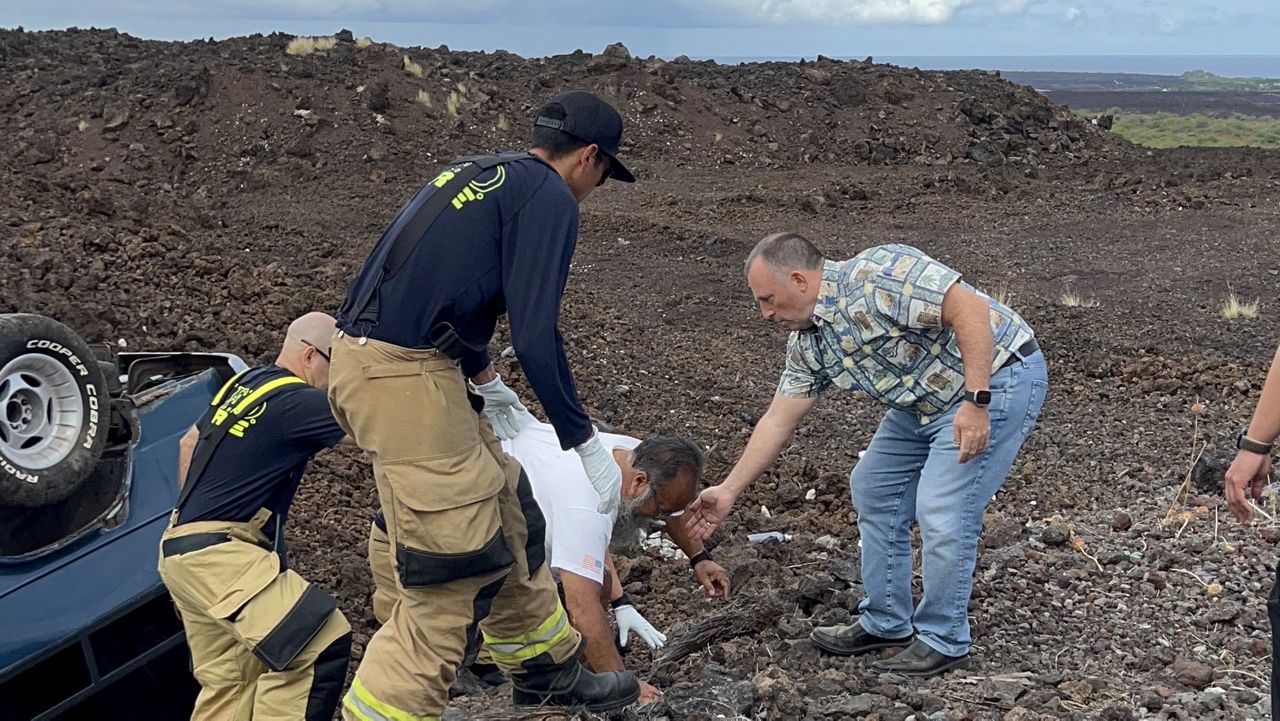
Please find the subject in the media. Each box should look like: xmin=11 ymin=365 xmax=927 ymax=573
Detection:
xmin=397 ymin=532 xmax=515 ymax=588
xmin=253 ymin=585 xmax=340 ymax=672
xmin=305 ymin=632 xmax=352 ymax=721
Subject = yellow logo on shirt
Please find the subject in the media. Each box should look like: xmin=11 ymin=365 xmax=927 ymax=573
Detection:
xmin=427 ymin=163 xmax=508 ymax=211
xmin=229 ymin=402 xmax=269 ymax=438
xmin=450 ymin=165 xmax=507 ymax=210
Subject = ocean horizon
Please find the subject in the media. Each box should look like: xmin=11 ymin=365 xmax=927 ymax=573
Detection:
xmin=704 ymin=55 xmax=1280 ymax=78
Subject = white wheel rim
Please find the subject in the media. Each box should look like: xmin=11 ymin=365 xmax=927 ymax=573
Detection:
xmin=0 ymin=352 xmax=85 ymax=470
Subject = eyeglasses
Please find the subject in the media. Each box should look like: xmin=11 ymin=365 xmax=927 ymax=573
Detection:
xmin=657 ymin=505 xmax=686 ymax=519
xmin=301 ymin=339 xmax=330 ymax=363
xmin=595 ymin=154 xmax=612 ymax=187
xmin=643 ymin=489 xmax=685 ymax=519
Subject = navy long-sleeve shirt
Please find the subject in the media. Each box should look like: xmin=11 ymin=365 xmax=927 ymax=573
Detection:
xmin=337 ymin=155 xmax=594 ymax=449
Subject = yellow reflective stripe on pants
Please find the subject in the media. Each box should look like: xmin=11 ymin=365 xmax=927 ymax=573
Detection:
xmin=482 ymin=604 xmax=572 ymax=664
xmin=343 ymin=676 xmax=440 ymax=721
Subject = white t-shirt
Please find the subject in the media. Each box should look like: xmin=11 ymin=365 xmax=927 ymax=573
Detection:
xmin=501 ymin=411 xmax=639 ymax=585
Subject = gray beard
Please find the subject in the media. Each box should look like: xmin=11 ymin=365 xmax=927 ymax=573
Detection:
xmin=610 ymin=495 xmax=650 ymax=556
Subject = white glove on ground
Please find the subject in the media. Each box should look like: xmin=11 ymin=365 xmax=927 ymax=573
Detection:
xmin=614 ymin=604 xmax=667 ymax=649
xmin=469 ymin=375 xmax=527 ymax=441
xmin=574 ymin=431 xmax=622 ymax=514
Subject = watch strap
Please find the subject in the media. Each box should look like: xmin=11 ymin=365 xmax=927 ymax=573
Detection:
xmin=688 ymin=549 xmax=712 ymax=569
xmin=1238 ymin=432 xmax=1273 ymax=455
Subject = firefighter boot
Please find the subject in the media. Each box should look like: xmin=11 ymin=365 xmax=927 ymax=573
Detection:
xmin=510 ymin=650 xmax=640 ymax=712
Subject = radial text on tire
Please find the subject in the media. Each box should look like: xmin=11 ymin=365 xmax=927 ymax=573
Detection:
xmin=0 ymin=314 xmax=109 ymax=508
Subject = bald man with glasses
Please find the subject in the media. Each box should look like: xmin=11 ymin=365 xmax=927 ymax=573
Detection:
xmin=160 ymin=312 xmax=353 ymax=721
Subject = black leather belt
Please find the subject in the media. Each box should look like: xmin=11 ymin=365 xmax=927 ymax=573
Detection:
xmin=162 ymin=531 xmax=271 ymax=558
xmin=1000 ymin=338 xmax=1040 ymax=370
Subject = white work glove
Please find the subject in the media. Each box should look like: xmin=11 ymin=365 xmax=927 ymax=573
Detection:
xmin=468 ymin=374 xmax=527 ymax=441
xmin=574 ymin=431 xmax=622 ymax=514
xmin=614 ymin=604 xmax=667 ymax=649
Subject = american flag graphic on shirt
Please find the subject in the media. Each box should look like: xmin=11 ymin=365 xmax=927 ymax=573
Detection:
xmin=581 ymin=555 xmax=602 ymax=573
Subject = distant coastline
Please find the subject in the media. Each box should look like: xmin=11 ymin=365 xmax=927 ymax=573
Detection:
xmin=704 ymin=55 xmax=1280 ymax=78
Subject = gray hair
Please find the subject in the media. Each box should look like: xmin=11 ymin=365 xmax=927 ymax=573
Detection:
xmin=612 ymin=436 xmax=703 ymax=552
xmin=744 ymin=232 xmax=824 ymax=276
xmin=631 ymin=436 xmax=704 ymax=492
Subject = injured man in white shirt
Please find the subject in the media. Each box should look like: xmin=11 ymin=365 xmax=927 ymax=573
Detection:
xmin=366 ymin=410 xmax=731 ymax=705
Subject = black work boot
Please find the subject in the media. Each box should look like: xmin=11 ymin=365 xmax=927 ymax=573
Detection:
xmin=871 ymin=639 xmax=971 ymax=677
xmin=467 ymin=661 xmax=506 ymax=687
xmin=810 ymin=622 xmax=913 ymax=657
xmin=510 ymin=650 xmax=640 ymax=712
xmin=448 ymin=662 xmax=507 ymax=699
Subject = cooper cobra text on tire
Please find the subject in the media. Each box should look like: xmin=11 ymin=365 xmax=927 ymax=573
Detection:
xmin=0 ymin=314 xmax=109 ymax=508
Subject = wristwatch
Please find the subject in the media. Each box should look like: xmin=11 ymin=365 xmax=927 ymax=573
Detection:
xmin=1236 ymin=431 xmax=1274 ymax=455
xmin=963 ymin=390 xmax=992 ymax=407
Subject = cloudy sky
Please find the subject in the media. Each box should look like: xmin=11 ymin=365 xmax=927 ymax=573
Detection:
xmin=3 ymin=1 xmax=1278 ymax=65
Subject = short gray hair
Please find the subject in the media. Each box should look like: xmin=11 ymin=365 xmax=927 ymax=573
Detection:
xmin=632 ymin=436 xmax=704 ymax=493
xmin=744 ymin=232 xmax=824 ymax=276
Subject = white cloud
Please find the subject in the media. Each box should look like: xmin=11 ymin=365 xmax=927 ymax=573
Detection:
xmin=997 ymin=0 xmax=1029 ymax=15
xmin=10 ymin=0 xmax=1272 ymax=35
xmin=715 ymin=0 xmax=974 ymax=25
xmin=1155 ymin=13 xmax=1180 ymax=32
xmin=241 ymin=0 xmax=380 ymax=12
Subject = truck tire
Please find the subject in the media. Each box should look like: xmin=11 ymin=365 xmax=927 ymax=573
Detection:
xmin=0 ymin=314 xmax=109 ymax=508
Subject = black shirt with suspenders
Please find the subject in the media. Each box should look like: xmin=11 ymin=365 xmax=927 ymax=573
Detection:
xmin=336 ymin=152 xmax=595 ymax=451
xmin=176 ymin=365 xmax=345 ymax=548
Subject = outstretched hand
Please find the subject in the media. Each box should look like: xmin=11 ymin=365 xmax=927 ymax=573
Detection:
xmin=685 ymin=485 xmax=737 ymax=542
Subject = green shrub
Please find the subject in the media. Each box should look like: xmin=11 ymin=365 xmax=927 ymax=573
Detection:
xmin=1076 ymin=108 xmax=1280 ymax=149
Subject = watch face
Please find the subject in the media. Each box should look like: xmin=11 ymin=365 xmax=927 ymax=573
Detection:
xmin=971 ymin=390 xmax=992 ymax=405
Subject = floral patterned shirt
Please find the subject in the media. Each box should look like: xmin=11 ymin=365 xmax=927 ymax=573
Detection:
xmin=776 ymin=244 xmax=1036 ymax=422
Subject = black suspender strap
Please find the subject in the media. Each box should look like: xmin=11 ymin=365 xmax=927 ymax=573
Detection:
xmin=349 ymin=152 xmax=535 ymax=328
xmin=176 ymin=368 xmax=307 ymax=516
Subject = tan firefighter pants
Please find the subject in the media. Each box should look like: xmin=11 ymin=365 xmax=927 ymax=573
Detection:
xmin=329 ymin=333 xmax=580 ymax=721
xmin=157 ymin=519 xmax=351 ymax=721
xmin=366 ymin=517 xmax=398 ymax=627
xmin=367 ymin=517 xmax=500 ymax=670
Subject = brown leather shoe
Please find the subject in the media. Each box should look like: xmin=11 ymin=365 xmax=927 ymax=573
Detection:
xmin=810 ymin=623 xmax=913 ymax=657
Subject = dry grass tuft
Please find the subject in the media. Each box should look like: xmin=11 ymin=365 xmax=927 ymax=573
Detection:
xmin=446 ymin=90 xmax=461 ymax=117
xmin=356 ymin=36 xmax=373 ymax=48
xmin=77 ymin=119 xmax=89 ymax=132
xmin=990 ymin=286 xmax=1014 ymax=307
xmin=416 ymin=90 xmax=433 ymax=108
xmin=1221 ymin=291 xmax=1260 ymax=320
xmin=497 ymin=114 xmax=509 ymax=131
xmin=286 ymin=36 xmax=337 ymax=56
xmin=402 ymin=55 xmax=423 ymax=77
xmin=1060 ymin=292 xmax=1100 ymax=308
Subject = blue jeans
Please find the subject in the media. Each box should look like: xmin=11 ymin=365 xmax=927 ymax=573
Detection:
xmin=851 ymin=351 xmax=1048 ymax=657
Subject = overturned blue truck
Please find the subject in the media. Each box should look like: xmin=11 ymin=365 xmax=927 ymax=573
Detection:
xmin=0 ymin=313 xmax=247 ymax=720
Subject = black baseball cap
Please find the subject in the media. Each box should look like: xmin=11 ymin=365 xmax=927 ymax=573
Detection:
xmin=532 ymin=91 xmax=635 ymax=183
